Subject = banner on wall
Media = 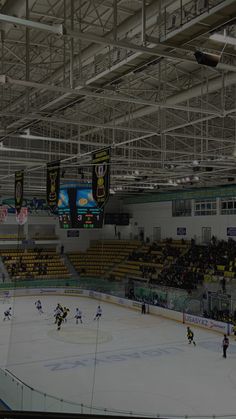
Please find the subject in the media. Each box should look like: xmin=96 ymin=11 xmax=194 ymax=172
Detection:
xmin=16 ymin=207 xmax=28 ymax=225
xmin=92 ymin=147 xmax=110 ymax=208
xmin=46 ymin=161 xmax=60 ymax=212
xmin=177 ymin=227 xmax=186 ymax=236
xmin=0 ymin=206 xmax=8 ymax=224
xmin=227 ymin=227 xmax=236 ymax=236
xmin=67 ymin=230 xmax=80 ymax=238
xmin=15 ymin=170 xmax=24 ymax=214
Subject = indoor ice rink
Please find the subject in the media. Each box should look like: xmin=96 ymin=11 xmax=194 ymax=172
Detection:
xmin=0 ymin=294 xmax=236 ymax=418
xmin=0 ymin=0 xmax=236 ymax=418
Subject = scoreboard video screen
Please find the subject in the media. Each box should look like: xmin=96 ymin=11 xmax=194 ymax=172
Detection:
xmin=58 ymin=189 xmax=72 ymax=229
xmin=58 ymin=186 xmax=103 ymax=229
xmin=76 ymin=189 xmax=103 ymax=228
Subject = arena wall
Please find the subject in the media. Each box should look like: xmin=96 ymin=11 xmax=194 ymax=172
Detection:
xmin=125 ymin=200 xmax=236 ymax=243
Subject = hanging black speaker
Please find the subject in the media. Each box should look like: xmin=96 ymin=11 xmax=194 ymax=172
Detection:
xmin=194 ymin=51 xmax=220 ymax=68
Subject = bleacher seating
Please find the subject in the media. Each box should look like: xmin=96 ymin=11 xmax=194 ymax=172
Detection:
xmin=68 ymin=240 xmax=141 ymax=277
xmin=112 ymin=240 xmax=188 ymax=281
xmin=68 ymin=239 xmax=191 ymax=283
xmin=30 ymin=235 xmax=58 ymax=240
xmin=0 ymin=234 xmax=25 ymax=240
xmin=0 ymin=249 xmax=70 ymax=280
xmin=155 ymin=239 xmax=236 ymax=290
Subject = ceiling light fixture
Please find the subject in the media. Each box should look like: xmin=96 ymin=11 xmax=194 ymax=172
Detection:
xmin=209 ymin=33 xmax=236 ymax=47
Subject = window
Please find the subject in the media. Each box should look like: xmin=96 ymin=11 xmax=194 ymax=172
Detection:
xmin=220 ymin=197 xmax=236 ymax=215
xmin=172 ymin=199 xmax=191 ymax=217
xmin=194 ymin=199 xmax=217 ymax=216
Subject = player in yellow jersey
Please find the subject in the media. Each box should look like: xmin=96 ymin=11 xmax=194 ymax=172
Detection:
xmin=187 ymin=326 xmax=196 ymax=346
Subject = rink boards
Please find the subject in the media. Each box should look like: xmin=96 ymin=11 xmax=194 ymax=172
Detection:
xmin=3 ymin=286 xmax=232 ymax=335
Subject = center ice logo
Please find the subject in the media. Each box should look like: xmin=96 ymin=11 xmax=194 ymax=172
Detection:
xmin=45 ymin=346 xmax=184 ymax=371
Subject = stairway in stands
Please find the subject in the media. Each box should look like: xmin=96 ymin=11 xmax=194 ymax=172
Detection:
xmin=68 ymin=240 xmax=141 ymax=278
xmin=62 ymin=254 xmax=80 ymax=279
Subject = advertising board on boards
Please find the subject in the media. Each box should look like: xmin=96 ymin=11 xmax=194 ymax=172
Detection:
xmin=64 ymin=289 xmax=84 ymax=295
xmin=184 ymin=313 xmax=227 ymax=333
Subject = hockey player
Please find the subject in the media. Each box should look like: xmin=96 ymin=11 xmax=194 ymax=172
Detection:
xmin=186 ymin=327 xmax=196 ymax=346
xmin=56 ymin=315 xmax=64 ymax=331
xmin=232 ymin=323 xmax=236 ymax=340
xmin=62 ymin=307 xmax=70 ymax=323
xmin=3 ymin=307 xmax=11 ymax=321
xmin=94 ymin=305 xmax=102 ymax=320
xmin=35 ymin=300 xmax=43 ymax=314
xmin=55 ymin=303 xmax=63 ymax=311
xmin=54 ymin=304 xmax=63 ymax=324
xmin=3 ymin=291 xmax=10 ymax=303
xmin=75 ymin=308 xmax=83 ymax=324
xmin=141 ymin=302 xmax=146 ymax=314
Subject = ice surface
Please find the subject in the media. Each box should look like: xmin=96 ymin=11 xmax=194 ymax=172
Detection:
xmin=0 ymin=294 xmax=236 ymax=417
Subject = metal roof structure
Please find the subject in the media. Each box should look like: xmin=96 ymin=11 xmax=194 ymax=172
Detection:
xmin=0 ymin=0 xmax=235 ymax=196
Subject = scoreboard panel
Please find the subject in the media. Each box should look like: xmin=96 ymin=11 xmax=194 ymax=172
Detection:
xmin=58 ymin=186 xmax=103 ymax=229
xmin=104 ymin=213 xmax=130 ymax=226
xmin=77 ymin=208 xmax=104 ymax=228
xmin=59 ymin=213 xmax=72 ymax=229
xmin=76 ymin=188 xmax=103 ymax=228
xmin=58 ymin=189 xmax=72 ymax=229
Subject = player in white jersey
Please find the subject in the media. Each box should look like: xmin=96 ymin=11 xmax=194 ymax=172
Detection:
xmin=3 ymin=307 xmax=11 ymax=321
xmin=54 ymin=306 xmax=62 ymax=324
xmin=55 ymin=303 xmax=63 ymax=313
xmin=3 ymin=291 xmax=10 ymax=303
xmin=35 ymin=300 xmax=43 ymax=314
xmin=94 ymin=305 xmax=102 ymax=320
xmin=75 ymin=308 xmax=83 ymax=324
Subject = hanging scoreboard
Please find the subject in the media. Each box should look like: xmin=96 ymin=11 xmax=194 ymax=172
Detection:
xmin=58 ymin=188 xmax=72 ymax=229
xmin=58 ymin=186 xmax=103 ymax=229
xmin=76 ymin=188 xmax=103 ymax=228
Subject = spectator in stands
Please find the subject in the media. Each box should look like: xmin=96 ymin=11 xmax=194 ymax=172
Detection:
xmin=139 ymin=230 xmax=144 ymax=242
xmin=221 ymin=277 xmax=226 ymax=293
xmin=60 ymin=245 xmax=64 ymax=255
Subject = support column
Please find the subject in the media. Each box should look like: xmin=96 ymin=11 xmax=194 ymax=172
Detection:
xmin=70 ymin=0 xmax=74 ymax=88
xmin=142 ymin=0 xmax=146 ymax=45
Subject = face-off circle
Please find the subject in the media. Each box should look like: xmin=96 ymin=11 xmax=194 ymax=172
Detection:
xmin=48 ymin=327 xmax=112 ymax=344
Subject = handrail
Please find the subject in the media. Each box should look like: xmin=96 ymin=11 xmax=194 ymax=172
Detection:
xmin=0 ymin=368 xmax=164 ymax=417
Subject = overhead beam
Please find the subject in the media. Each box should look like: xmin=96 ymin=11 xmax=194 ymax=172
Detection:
xmin=0 ymin=76 xmax=222 ymax=117
xmin=0 ymin=13 xmax=63 ymax=34
xmin=1 ymin=12 xmax=235 ymax=75
xmin=0 ymin=13 xmax=195 ymax=68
